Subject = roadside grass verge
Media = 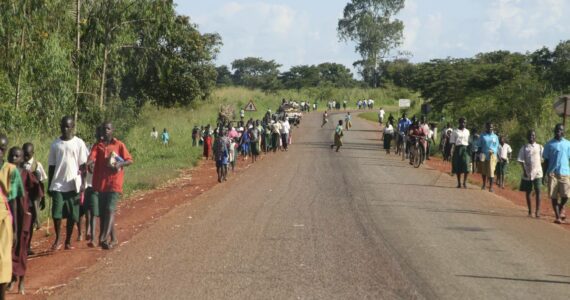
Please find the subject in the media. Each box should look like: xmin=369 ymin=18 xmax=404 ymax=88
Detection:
xmin=14 ymin=86 xmax=413 ymax=222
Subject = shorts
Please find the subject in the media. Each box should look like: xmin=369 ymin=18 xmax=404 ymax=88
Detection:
xmin=519 ymin=178 xmax=542 ymax=193
xmin=98 ymin=192 xmax=120 ymax=213
xmin=51 ymin=191 xmax=80 ymax=222
xmin=85 ymin=188 xmax=100 ymax=217
xmin=496 ymin=160 xmax=508 ymax=175
xmin=547 ymin=174 xmax=570 ymax=199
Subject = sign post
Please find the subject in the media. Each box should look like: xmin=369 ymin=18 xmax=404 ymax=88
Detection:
xmin=398 ymin=99 xmax=411 ymax=109
xmin=553 ymin=95 xmax=570 ymax=127
xmin=244 ymin=100 xmax=257 ymax=112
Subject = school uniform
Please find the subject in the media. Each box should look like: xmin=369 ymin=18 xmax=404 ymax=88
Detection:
xmin=517 ymin=143 xmax=543 ymax=192
xmin=543 ymin=138 xmax=570 ymax=199
xmin=450 ymin=128 xmax=470 ymax=174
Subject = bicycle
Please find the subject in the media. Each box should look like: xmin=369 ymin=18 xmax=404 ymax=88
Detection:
xmin=409 ymin=135 xmax=425 ymax=168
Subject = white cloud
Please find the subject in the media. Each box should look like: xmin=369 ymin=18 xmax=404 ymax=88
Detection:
xmin=221 ymin=2 xmax=243 ymax=17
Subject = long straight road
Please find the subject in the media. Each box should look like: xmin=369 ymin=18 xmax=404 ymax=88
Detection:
xmin=56 ymin=111 xmax=570 ymax=299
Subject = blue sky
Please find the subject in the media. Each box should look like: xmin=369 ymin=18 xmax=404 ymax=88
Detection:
xmin=175 ymin=0 xmax=570 ymax=71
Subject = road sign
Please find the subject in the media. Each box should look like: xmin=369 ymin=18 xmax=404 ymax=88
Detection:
xmin=554 ymin=95 xmax=570 ymax=127
xmin=244 ymin=100 xmax=257 ymax=112
xmin=553 ymin=96 xmax=570 ymax=116
xmin=399 ymin=99 xmax=411 ymax=108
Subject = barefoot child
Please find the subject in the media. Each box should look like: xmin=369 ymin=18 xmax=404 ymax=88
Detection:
xmin=22 ymin=143 xmax=47 ymax=255
xmin=8 ymin=147 xmax=42 ymax=295
xmin=48 ymin=116 xmax=89 ymax=251
xmin=518 ymin=130 xmax=543 ymax=217
xmin=0 ymin=135 xmax=24 ymax=298
xmin=497 ymin=136 xmax=512 ymax=188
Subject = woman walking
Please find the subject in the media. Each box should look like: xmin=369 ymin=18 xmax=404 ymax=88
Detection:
xmin=331 ymin=120 xmax=344 ymax=152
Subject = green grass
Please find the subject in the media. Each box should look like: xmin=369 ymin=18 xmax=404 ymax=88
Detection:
xmin=6 ymin=86 xmax=417 ymax=222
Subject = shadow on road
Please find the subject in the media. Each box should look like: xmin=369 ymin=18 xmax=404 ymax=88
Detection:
xmin=457 ymin=274 xmax=570 ymax=285
xmin=426 ymin=208 xmax=524 ymax=219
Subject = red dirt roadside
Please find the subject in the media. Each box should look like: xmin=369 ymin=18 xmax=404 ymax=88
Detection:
xmin=425 ymin=156 xmax=568 ymax=226
xmin=6 ymin=156 xmax=257 ymax=299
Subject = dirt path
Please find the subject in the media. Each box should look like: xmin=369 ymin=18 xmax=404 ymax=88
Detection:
xmin=6 ymin=150 xmax=262 ymax=299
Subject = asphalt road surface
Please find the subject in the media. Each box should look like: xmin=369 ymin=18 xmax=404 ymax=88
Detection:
xmin=56 ymin=111 xmax=570 ymax=299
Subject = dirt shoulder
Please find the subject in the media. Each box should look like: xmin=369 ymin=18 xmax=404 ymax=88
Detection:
xmin=7 ymin=155 xmax=259 ymax=299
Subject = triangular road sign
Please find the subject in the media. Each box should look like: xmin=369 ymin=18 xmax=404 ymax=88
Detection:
xmin=244 ymin=100 xmax=257 ymax=111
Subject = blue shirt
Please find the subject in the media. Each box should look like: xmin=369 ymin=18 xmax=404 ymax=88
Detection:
xmin=398 ymin=118 xmax=411 ymax=133
xmin=478 ymin=132 xmax=499 ymax=160
xmin=543 ymin=138 xmax=570 ymax=176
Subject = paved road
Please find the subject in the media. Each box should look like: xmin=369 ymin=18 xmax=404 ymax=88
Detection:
xmin=56 ymin=111 xmax=570 ymax=299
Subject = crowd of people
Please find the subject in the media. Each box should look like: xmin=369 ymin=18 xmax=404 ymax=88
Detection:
xmin=381 ymin=112 xmax=570 ymax=224
xmin=191 ymin=112 xmax=294 ymax=183
xmin=1 ymin=116 xmax=133 ymax=296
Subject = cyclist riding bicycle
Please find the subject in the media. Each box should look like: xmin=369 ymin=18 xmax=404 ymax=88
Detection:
xmin=407 ymin=120 xmax=429 ymax=165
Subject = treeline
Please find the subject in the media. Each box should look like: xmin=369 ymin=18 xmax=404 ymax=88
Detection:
xmin=380 ymin=40 xmax=570 ymax=145
xmin=215 ymin=58 xmax=359 ymax=92
xmin=0 ymin=0 xmax=220 ymax=135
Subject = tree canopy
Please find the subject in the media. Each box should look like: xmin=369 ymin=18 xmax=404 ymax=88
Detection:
xmin=338 ymin=0 xmax=405 ymax=87
xmin=0 ymin=0 xmax=220 ymax=134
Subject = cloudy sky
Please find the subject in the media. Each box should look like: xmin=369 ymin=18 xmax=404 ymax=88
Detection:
xmin=176 ymin=0 xmax=570 ymax=70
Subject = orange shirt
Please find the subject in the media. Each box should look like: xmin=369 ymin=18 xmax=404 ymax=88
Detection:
xmin=89 ymin=138 xmax=132 ymax=193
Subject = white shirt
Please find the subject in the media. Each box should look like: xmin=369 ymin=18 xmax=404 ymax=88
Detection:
xmin=23 ymin=157 xmax=48 ymax=182
xmin=517 ymin=143 xmax=543 ymax=180
xmin=379 ymin=109 xmax=385 ymax=118
xmin=498 ymin=143 xmax=513 ymax=161
xmin=281 ymin=120 xmax=290 ymax=134
xmin=48 ymin=136 xmax=89 ymax=192
xmin=384 ymin=124 xmax=394 ymax=134
xmin=450 ymin=128 xmax=470 ymax=146
xmin=150 ymin=131 xmax=158 ymax=139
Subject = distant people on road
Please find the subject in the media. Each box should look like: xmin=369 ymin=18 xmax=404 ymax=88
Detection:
xmin=468 ymin=129 xmax=480 ymax=173
xmin=496 ymin=136 xmax=512 ymax=189
xmin=345 ymin=112 xmax=352 ymax=130
xmin=518 ymin=130 xmax=543 ymax=218
xmin=321 ymin=111 xmax=328 ymax=128
xmin=441 ymin=123 xmax=453 ymax=162
xmin=213 ymin=129 xmax=229 ymax=183
xmin=203 ymin=125 xmax=213 ymax=159
xmin=477 ymin=122 xmax=499 ymax=192
xmin=331 ymin=120 xmax=344 ymax=152
xmin=383 ymin=120 xmax=394 ymax=154
xmin=378 ymin=108 xmax=385 ymax=124
xmin=543 ymin=124 xmax=570 ymax=224
xmin=450 ymin=117 xmax=470 ymax=188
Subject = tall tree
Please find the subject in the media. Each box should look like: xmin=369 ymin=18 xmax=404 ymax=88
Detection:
xmin=338 ymin=0 xmax=405 ymax=87
xmin=231 ymin=57 xmax=281 ymax=92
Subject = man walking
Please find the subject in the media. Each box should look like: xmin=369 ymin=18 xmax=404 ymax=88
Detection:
xmin=88 ymin=121 xmax=133 ymax=249
xmin=48 ymin=116 xmax=89 ymax=250
xmin=543 ymin=124 xmax=570 ymax=224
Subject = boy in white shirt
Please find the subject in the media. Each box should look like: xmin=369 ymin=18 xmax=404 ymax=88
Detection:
xmin=48 ymin=116 xmax=88 ymax=250
xmin=517 ymin=130 xmax=543 ymax=217
xmin=497 ymin=136 xmax=512 ymax=188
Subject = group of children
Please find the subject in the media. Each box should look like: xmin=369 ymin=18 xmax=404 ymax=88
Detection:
xmin=197 ymin=116 xmax=293 ymax=183
xmin=1 ymin=116 xmax=133 ymax=297
xmin=0 ymin=139 xmax=45 ymax=296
